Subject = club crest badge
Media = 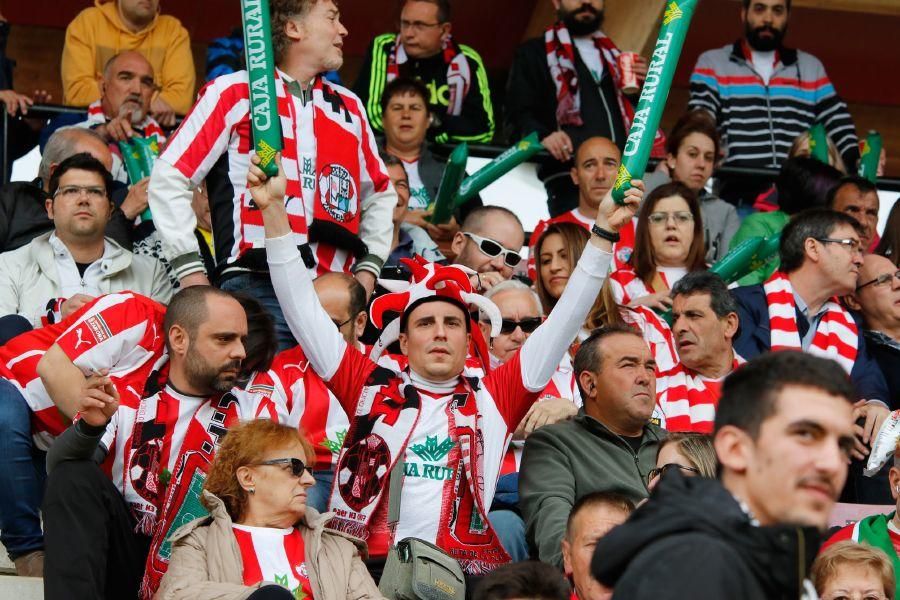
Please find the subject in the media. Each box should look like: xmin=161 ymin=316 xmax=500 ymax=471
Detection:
xmin=318 ymin=163 xmax=357 ymax=222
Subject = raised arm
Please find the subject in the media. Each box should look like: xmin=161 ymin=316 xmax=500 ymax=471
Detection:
xmin=516 ymin=183 xmax=643 ymax=392
xmin=250 ymin=155 xmax=347 ymax=381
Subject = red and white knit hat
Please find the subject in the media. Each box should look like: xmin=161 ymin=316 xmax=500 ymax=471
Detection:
xmin=368 ymin=256 xmax=501 ymax=371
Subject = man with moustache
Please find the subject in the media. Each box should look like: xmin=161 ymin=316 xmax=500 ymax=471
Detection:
xmin=592 ymin=352 xmax=857 ymax=599
xmin=828 ymin=176 xmax=882 ymax=253
xmin=507 ymin=0 xmax=656 ymax=216
xmin=689 ymin=0 xmax=858 ymax=207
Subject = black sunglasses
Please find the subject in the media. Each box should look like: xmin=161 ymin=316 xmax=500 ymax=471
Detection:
xmin=463 ymin=232 xmax=523 ymax=268
xmin=251 ymin=458 xmax=313 ymax=478
xmin=498 ymin=317 xmax=542 ymax=334
xmin=647 ymin=463 xmax=700 ymax=483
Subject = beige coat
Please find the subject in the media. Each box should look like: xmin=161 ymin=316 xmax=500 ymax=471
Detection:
xmin=155 ymin=491 xmax=386 ymax=600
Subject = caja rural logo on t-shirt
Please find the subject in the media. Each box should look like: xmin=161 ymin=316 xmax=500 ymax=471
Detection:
xmin=404 ymin=435 xmax=456 ymax=481
xmin=318 ymin=163 xmax=357 ymax=222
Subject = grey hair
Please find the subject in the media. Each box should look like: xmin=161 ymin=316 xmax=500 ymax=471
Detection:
xmin=39 ymin=127 xmax=107 ymax=183
xmin=480 ymin=279 xmax=543 ymax=320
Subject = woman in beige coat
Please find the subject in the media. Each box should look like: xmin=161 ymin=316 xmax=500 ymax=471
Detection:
xmin=156 ymin=420 xmax=385 ymax=600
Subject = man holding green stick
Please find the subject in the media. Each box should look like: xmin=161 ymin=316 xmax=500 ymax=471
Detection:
xmin=149 ymin=0 xmax=397 ymax=350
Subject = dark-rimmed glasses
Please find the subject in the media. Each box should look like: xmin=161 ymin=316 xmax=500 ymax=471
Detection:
xmin=647 ymin=463 xmax=700 ymax=483
xmin=497 ymin=317 xmax=542 ymax=335
xmin=856 ymin=270 xmax=900 ymax=291
xmin=251 ymin=458 xmax=313 ymax=478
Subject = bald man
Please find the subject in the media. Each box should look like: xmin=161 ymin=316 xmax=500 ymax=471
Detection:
xmin=528 ymin=137 xmax=628 ymax=277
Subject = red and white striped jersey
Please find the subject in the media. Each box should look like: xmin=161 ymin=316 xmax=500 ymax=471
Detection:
xmin=79 ymin=100 xmax=167 ymax=184
xmin=232 ymin=525 xmax=314 ymax=597
xmin=159 ymin=70 xmax=390 ymax=277
xmin=0 ymin=292 xmax=167 ymax=449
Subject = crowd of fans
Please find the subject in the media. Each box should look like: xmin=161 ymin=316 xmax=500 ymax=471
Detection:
xmin=0 ymin=0 xmax=898 ymax=599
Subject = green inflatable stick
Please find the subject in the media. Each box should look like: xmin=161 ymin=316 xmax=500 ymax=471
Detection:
xmin=132 ymin=136 xmax=160 ymax=221
xmin=430 ymin=142 xmax=468 ymax=225
xmin=808 ymin=123 xmax=829 ymax=164
xmin=118 ymin=140 xmax=145 ymax=182
xmin=455 ymin=132 xmax=543 ymax=204
xmin=242 ymin=0 xmax=282 ymax=177
xmin=612 ymin=0 xmax=699 ymax=204
xmin=859 ymin=131 xmax=883 ymax=183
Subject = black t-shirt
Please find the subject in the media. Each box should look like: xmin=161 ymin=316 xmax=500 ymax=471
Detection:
xmin=75 ymin=261 xmax=92 ymax=278
xmin=622 ymin=434 xmax=643 ymax=454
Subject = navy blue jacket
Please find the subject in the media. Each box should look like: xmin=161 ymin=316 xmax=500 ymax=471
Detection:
xmin=731 ymin=284 xmax=890 ymax=404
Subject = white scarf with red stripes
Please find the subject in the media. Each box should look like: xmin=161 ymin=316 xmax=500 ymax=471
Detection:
xmin=656 ymin=354 xmax=746 ymax=433
xmin=762 ymin=272 xmax=858 ymax=373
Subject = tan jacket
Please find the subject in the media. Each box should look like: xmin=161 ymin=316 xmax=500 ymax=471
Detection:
xmin=155 ymin=491 xmax=386 ymax=600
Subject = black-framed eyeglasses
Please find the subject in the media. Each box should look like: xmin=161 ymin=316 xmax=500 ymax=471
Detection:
xmin=251 ymin=458 xmax=313 ymax=478
xmin=647 ymin=463 xmax=700 ymax=483
xmin=496 ymin=317 xmax=542 ymax=335
xmin=857 ymin=270 xmax=900 ymax=291
xmin=331 ymin=314 xmax=356 ymax=329
xmin=463 ymin=232 xmax=523 ymax=268
xmin=814 ymin=237 xmax=863 ymax=254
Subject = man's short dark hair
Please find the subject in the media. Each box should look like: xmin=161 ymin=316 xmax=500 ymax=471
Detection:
xmin=460 ymin=205 xmax=523 ymax=237
xmin=163 ymin=286 xmax=240 ymax=353
xmin=776 ymin=157 xmax=843 ymax=215
xmin=573 ymin=324 xmax=643 ymax=397
xmin=402 ymin=0 xmax=451 ymax=23
xmin=779 ymin=208 xmax=864 ymax=273
xmin=566 ymin=491 xmax=635 ymax=540
xmin=714 ymin=352 xmax=855 ymax=440
xmin=380 ymin=77 xmax=431 ymax=115
xmin=474 ymin=561 xmax=569 ymax=600
xmin=671 ymin=271 xmax=738 ymax=318
xmin=742 ymin=0 xmax=791 ymax=10
xmin=379 ymin=150 xmax=404 ymax=170
xmin=48 ymin=152 xmax=114 ymax=200
xmin=826 ymin=175 xmax=879 ymax=209
xmin=232 ymin=293 xmax=276 ymax=376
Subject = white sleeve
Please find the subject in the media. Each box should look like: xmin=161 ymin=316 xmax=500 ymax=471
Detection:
xmin=266 ymin=233 xmax=347 ymax=380
xmin=356 ymin=186 xmax=398 ymax=275
xmin=519 ymin=242 xmax=612 ymax=391
xmin=147 ymin=159 xmax=203 ymax=279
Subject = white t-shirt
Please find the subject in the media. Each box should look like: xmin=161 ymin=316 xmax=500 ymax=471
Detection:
xmin=573 ymin=37 xmax=604 ymax=83
xmin=658 ymin=265 xmax=688 ymax=289
xmin=751 ymin=49 xmax=776 ymax=85
xmin=403 ymin=158 xmax=431 ymax=210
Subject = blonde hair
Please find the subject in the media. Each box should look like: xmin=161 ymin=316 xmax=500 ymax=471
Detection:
xmin=789 ymin=131 xmax=848 ymax=174
xmin=811 ymin=541 xmax=894 ymax=599
xmin=660 ymin=432 xmax=717 ymax=478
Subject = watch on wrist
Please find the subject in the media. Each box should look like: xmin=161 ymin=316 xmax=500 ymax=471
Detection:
xmin=591 ymin=224 xmax=620 ymax=243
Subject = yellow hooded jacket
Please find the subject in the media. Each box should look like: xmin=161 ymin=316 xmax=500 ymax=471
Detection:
xmin=61 ymin=0 xmax=196 ymax=114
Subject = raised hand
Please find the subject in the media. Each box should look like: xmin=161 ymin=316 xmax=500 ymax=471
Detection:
xmin=247 ymin=153 xmax=287 ymax=212
xmin=597 ymin=179 xmax=644 ymax=233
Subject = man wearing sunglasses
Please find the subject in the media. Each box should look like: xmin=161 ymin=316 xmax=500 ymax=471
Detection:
xmin=732 ymin=209 xmax=891 ymax=458
xmin=477 ymin=279 xmax=582 ymax=562
xmin=450 ymin=205 xmax=526 ymax=289
xmin=847 ymin=254 xmax=900 ymax=423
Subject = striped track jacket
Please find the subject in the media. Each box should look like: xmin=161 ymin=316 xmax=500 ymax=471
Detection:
xmin=689 ymin=41 xmax=859 ymax=170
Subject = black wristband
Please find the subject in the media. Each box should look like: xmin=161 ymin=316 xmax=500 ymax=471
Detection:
xmin=591 ymin=224 xmax=620 ymax=243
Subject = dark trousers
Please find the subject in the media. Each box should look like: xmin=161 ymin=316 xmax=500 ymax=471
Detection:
xmin=43 ymin=460 xmax=151 ymax=600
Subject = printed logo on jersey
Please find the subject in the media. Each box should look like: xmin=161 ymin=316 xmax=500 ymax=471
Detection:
xmin=404 ymin=436 xmax=457 ymax=482
xmin=318 ymin=163 xmax=358 ymax=222
xmin=615 ymin=245 xmax=633 ymax=265
xmin=321 ymin=429 xmax=347 ymax=455
xmin=337 ymin=433 xmax=390 ymax=511
xmin=274 ymin=574 xmax=308 ymax=599
xmin=86 ymin=314 xmax=113 ymax=344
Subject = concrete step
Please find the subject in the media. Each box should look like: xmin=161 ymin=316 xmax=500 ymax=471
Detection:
xmin=0 ymin=575 xmax=43 ymax=599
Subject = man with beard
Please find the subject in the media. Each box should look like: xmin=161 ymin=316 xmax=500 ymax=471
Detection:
xmin=689 ymin=0 xmax=858 ymax=208
xmin=506 ymin=0 xmax=656 ymax=216
xmin=40 ymin=286 xmax=282 ymax=599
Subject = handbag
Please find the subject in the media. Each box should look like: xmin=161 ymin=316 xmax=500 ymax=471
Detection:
xmin=377 ymin=456 xmax=467 ymax=600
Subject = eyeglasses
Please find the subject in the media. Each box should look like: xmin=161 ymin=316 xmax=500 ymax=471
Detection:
xmin=251 ymin=458 xmax=313 ymax=478
xmin=647 ymin=463 xmax=700 ymax=483
xmin=495 ymin=317 xmax=543 ymax=335
xmin=820 ymin=592 xmax=888 ymax=600
xmin=857 ymin=270 xmax=900 ymax=291
xmin=815 ymin=237 xmax=863 ymax=255
xmin=648 ymin=211 xmax=694 ymax=226
xmin=399 ymin=20 xmax=444 ymax=32
xmin=53 ymin=185 xmax=107 ymax=200
xmin=332 ymin=314 xmax=357 ymax=329
xmin=463 ymin=232 xmax=523 ymax=268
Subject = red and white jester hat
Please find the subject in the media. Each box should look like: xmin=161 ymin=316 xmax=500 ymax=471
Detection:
xmin=367 ymin=255 xmax=502 ymax=371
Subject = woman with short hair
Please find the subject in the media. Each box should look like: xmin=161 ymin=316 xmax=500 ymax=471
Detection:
xmin=812 ymin=540 xmax=894 ymax=600
xmin=156 ymin=420 xmax=384 ymax=600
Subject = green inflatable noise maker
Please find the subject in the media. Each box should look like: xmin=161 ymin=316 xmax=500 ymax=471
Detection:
xmin=118 ymin=136 xmax=160 ymax=221
xmin=242 ymin=0 xmax=283 ymax=177
xmin=859 ymin=131 xmax=882 ymax=183
xmin=611 ymin=0 xmax=699 ymax=204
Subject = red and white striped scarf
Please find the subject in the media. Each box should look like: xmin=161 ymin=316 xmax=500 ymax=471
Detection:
xmin=655 ymin=354 xmax=746 ymax=433
xmin=543 ymin=23 xmax=665 ymax=155
xmin=387 ymin=34 xmax=470 ymax=117
xmin=85 ymin=99 xmax=167 ymax=142
xmin=763 ymin=271 xmax=858 ymax=373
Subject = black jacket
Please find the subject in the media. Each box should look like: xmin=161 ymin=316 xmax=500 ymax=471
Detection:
xmin=593 ymin=472 xmax=820 ymax=600
xmin=505 ymin=36 xmax=628 ymax=153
